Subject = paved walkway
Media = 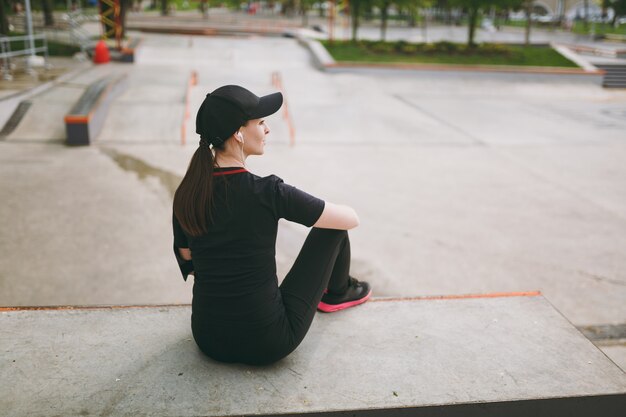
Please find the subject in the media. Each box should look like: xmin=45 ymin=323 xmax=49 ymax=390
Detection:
xmin=1 ymin=15 xmax=625 ymax=369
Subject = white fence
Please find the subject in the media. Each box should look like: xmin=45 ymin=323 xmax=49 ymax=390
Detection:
xmin=0 ymin=34 xmax=49 ymax=80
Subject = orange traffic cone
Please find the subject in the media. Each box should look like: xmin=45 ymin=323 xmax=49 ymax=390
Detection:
xmin=93 ymin=40 xmax=110 ymax=64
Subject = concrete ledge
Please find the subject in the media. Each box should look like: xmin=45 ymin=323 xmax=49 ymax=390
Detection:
xmin=125 ymin=14 xmax=301 ymax=38
xmin=604 ymin=34 xmax=626 ymax=43
xmin=551 ymin=43 xmax=601 ymax=72
xmin=1 ymin=293 xmax=625 ymax=416
xmin=297 ymin=37 xmax=336 ymax=70
xmin=120 ymin=38 xmax=142 ymax=63
xmin=326 ymin=61 xmax=604 ymax=76
xmin=64 ymin=74 xmax=128 ymax=146
xmin=128 ymin=25 xmax=295 ymax=38
xmin=562 ymin=43 xmax=626 ymax=59
xmin=106 ymin=38 xmax=143 ymax=64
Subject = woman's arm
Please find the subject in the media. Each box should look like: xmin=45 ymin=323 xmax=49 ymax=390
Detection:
xmin=313 ymin=202 xmax=360 ymax=230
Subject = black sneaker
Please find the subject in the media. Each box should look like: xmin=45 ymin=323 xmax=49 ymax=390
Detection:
xmin=317 ymin=277 xmax=372 ymax=313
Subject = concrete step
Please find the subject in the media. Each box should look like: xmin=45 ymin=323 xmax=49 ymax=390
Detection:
xmin=1 ymin=293 xmax=625 ymax=416
xmin=595 ymin=65 xmax=626 ymax=88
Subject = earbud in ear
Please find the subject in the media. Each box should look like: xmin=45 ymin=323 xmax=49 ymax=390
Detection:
xmin=237 ymin=132 xmax=244 ymax=142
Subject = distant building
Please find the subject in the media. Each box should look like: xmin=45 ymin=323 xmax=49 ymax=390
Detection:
xmin=533 ymin=0 xmax=607 ymax=21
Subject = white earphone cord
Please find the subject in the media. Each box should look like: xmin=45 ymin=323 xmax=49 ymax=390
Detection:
xmin=239 ymin=133 xmax=245 ymax=167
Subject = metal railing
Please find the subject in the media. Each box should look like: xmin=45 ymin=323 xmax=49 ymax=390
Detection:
xmin=8 ymin=10 xmax=98 ymax=55
xmin=0 ymin=34 xmax=49 ymax=80
xmin=64 ymin=10 xmax=99 ymax=54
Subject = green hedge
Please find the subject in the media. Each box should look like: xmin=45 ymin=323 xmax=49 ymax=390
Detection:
xmin=5 ymin=34 xmax=81 ymax=56
xmin=47 ymin=41 xmax=81 ymax=56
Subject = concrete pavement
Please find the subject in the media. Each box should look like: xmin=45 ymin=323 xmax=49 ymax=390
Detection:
xmin=1 ymin=30 xmax=626 ymax=368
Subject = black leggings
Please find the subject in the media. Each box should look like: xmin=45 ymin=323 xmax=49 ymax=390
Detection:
xmin=193 ymin=228 xmax=351 ymax=365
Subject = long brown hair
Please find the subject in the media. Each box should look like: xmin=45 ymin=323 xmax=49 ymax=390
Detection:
xmin=173 ymin=143 xmax=220 ymax=237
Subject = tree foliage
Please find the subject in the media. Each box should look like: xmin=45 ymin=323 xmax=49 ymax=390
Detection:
xmin=448 ymin=0 xmax=524 ymax=46
xmin=608 ymin=0 xmax=626 ymax=25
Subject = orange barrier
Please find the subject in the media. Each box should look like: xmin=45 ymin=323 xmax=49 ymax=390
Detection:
xmin=271 ymin=71 xmax=296 ymax=146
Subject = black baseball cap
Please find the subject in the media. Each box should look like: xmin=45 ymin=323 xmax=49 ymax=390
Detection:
xmin=195 ymin=85 xmax=283 ymax=146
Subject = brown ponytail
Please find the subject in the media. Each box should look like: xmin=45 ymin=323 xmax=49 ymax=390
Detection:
xmin=173 ymin=143 xmax=216 ymax=236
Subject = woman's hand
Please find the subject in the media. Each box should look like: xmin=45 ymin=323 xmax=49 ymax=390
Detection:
xmin=179 ymin=248 xmax=192 ymax=261
xmin=312 ymin=202 xmax=359 ymax=230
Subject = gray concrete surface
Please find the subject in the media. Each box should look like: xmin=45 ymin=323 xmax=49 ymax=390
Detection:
xmin=4 ymin=63 xmax=130 ymax=142
xmin=1 ymin=29 xmax=626 ymax=370
xmin=1 ymin=295 xmax=625 ymax=416
xmin=0 ymin=57 xmax=92 ymax=129
xmin=0 ymin=143 xmax=189 ymax=306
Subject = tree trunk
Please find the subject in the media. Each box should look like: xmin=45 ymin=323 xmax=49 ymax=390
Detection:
xmin=351 ymin=0 xmax=361 ymax=42
xmin=380 ymin=1 xmax=389 ymax=41
xmin=161 ymin=0 xmax=169 ymax=16
xmin=42 ymin=0 xmax=54 ymax=27
xmin=200 ymin=0 xmax=209 ymax=18
xmin=467 ymin=7 xmax=478 ymax=46
xmin=302 ymin=5 xmax=308 ymax=26
xmin=120 ymin=0 xmax=130 ymax=39
xmin=524 ymin=0 xmax=531 ymax=46
xmin=0 ymin=1 xmax=9 ymax=35
xmin=408 ymin=6 xmax=417 ymax=27
xmin=422 ymin=8 xmax=428 ymax=42
xmin=583 ymin=0 xmax=589 ymax=30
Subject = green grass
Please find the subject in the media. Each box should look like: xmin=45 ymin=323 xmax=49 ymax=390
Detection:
xmin=571 ymin=21 xmax=626 ymax=36
xmin=322 ymin=40 xmax=579 ymax=68
xmin=7 ymin=33 xmax=81 ymax=56
xmin=171 ymin=0 xmax=203 ymax=11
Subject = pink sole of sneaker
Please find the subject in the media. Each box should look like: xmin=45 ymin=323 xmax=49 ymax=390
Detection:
xmin=317 ymin=289 xmax=372 ymax=313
